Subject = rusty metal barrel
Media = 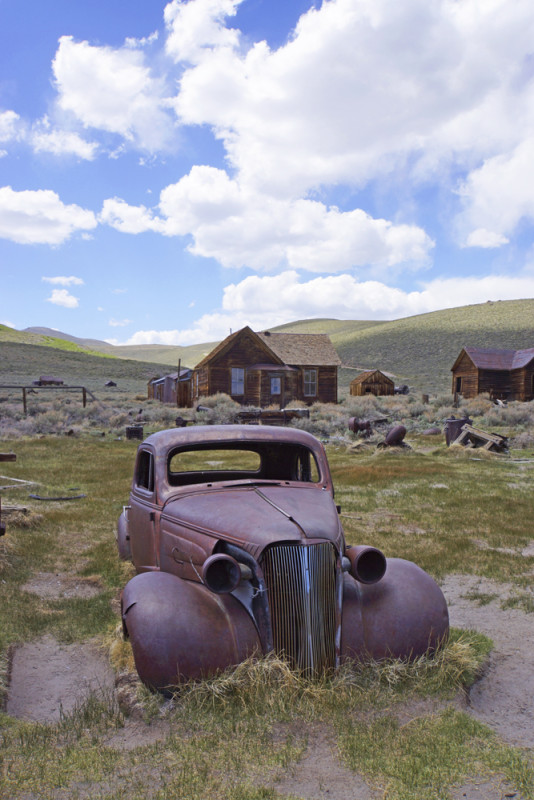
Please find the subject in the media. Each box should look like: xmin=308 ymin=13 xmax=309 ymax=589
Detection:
xmin=444 ymin=417 xmax=472 ymax=446
xmin=384 ymin=424 xmax=406 ymax=446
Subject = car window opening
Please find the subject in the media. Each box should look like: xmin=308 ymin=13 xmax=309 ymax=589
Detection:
xmin=167 ymin=443 xmax=320 ymax=486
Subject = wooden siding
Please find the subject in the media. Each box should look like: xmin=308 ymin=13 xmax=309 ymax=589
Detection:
xmin=451 ymin=351 xmax=479 ymax=398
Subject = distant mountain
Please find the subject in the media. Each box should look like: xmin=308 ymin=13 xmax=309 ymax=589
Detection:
xmin=21 ymin=326 xmax=216 ymax=368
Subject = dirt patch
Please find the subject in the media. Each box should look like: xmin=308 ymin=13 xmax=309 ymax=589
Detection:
xmin=6 ymin=635 xmax=115 ymax=724
xmin=271 ymin=727 xmax=375 ymax=800
xmin=20 ymin=571 xmax=102 ymax=599
xmin=442 ymin=574 xmax=534 ymax=750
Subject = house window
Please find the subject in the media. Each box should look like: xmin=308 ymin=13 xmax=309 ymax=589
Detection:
xmin=231 ymin=367 xmax=245 ymax=395
xmin=270 ymin=377 xmax=281 ymax=395
xmin=303 ymin=369 xmax=317 ymax=397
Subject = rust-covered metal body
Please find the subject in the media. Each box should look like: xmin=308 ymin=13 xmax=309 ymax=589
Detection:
xmin=117 ymin=425 xmax=448 ymax=690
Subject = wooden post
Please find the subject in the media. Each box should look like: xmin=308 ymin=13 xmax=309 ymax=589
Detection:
xmin=82 ymin=387 xmax=87 ymax=407
xmin=22 ymin=387 xmax=27 ymax=414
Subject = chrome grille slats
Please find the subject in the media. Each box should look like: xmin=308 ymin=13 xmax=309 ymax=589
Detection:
xmin=262 ymin=542 xmax=337 ymax=674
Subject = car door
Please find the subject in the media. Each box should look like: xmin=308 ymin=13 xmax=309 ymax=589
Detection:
xmin=128 ymin=446 xmax=159 ymax=571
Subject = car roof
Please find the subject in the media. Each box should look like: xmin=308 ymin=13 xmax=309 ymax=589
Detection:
xmin=142 ymin=424 xmax=324 ymax=454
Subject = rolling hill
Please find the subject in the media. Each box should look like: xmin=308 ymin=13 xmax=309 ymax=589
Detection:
xmin=3 ymin=298 xmax=533 ymax=396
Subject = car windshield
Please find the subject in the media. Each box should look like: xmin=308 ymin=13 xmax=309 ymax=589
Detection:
xmin=167 ymin=442 xmax=321 ymax=486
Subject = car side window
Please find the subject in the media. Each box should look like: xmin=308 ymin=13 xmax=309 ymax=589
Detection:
xmin=136 ymin=449 xmax=154 ymax=492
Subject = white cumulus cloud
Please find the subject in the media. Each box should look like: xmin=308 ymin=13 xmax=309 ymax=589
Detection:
xmin=170 ymin=0 xmax=534 ymax=198
xmin=42 ymin=276 xmax=85 ymax=286
xmin=31 ymin=127 xmax=98 ymax=160
xmin=0 ymin=186 xmax=97 ymax=245
xmin=46 ymin=289 xmax=80 ymax=308
xmin=458 ymin=138 xmax=534 ymax=246
xmin=52 ymin=35 xmax=174 ymax=152
xmin=112 ymin=270 xmax=534 ymax=346
xmin=102 ymin=165 xmax=433 ymax=272
xmin=0 ymin=110 xmax=23 ymax=143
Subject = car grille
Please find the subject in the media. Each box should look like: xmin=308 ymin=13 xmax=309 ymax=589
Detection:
xmin=262 ymin=542 xmax=338 ymax=674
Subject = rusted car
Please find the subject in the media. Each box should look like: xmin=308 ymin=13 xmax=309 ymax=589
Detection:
xmin=117 ymin=425 xmax=448 ymax=690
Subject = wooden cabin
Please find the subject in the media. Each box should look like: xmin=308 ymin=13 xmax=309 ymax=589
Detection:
xmin=190 ymin=326 xmax=341 ymax=407
xmin=148 ymin=368 xmax=192 ymax=406
xmin=350 ymin=370 xmax=394 ymax=397
xmin=451 ymin=347 xmax=534 ymax=401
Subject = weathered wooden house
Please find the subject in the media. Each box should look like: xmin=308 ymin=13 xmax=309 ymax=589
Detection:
xmin=349 ymin=370 xmax=394 ymax=397
xmin=148 ymin=368 xmax=192 ymax=406
xmin=451 ymin=347 xmax=534 ymax=401
xmin=190 ymin=326 xmax=341 ymax=407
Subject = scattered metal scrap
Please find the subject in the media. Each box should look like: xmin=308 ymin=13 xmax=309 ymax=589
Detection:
xmin=0 ymin=475 xmax=38 ymax=490
xmin=236 ymin=408 xmax=310 ymax=425
xmin=29 ymin=493 xmax=86 ymax=501
xmin=195 ymin=405 xmax=311 ymax=426
xmin=348 ymin=416 xmax=388 ymax=436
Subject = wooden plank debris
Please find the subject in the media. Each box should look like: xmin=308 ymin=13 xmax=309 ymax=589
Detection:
xmin=454 ymin=424 xmax=508 ymax=452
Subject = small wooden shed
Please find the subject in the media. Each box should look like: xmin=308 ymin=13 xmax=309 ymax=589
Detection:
xmin=148 ymin=368 xmax=192 ymax=406
xmin=451 ymin=347 xmax=534 ymax=401
xmin=350 ymin=370 xmax=394 ymax=397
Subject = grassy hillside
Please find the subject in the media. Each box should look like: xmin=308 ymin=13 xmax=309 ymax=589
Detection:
xmin=0 ymin=325 xmax=115 ymax=359
xmin=0 ymin=341 xmax=175 ymax=394
xmin=9 ymin=299 xmax=534 ymax=397
xmin=269 ymin=318 xmax=382 ymax=336
xmin=333 ymin=298 xmax=534 ymax=394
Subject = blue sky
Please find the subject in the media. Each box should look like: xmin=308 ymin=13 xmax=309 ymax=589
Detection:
xmin=1 ymin=0 xmax=534 ymax=346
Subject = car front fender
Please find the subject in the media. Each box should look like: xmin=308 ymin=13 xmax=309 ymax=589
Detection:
xmin=121 ymin=571 xmax=261 ymax=690
xmin=340 ymin=558 xmax=449 ymax=662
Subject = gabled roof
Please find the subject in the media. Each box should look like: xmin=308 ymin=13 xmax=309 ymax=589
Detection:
xmin=257 ymin=331 xmax=341 ymax=366
xmin=453 ymin=347 xmax=534 ymax=372
xmin=194 ymin=326 xmax=341 ymax=369
xmin=350 ymin=369 xmax=393 ymax=385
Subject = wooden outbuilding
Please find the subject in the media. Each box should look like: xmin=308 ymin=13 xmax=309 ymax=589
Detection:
xmin=350 ymin=370 xmax=394 ymax=397
xmin=451 ymin=347 xmax=534 ymax=401
xmin=148 ymin=368 xmax=192 ymax=406
xmin=190 ymin=326 xmax=341 ymax=407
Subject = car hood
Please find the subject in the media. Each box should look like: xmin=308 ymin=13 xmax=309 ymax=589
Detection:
xmin=162 ymin=483 xmax=342 ymax=553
